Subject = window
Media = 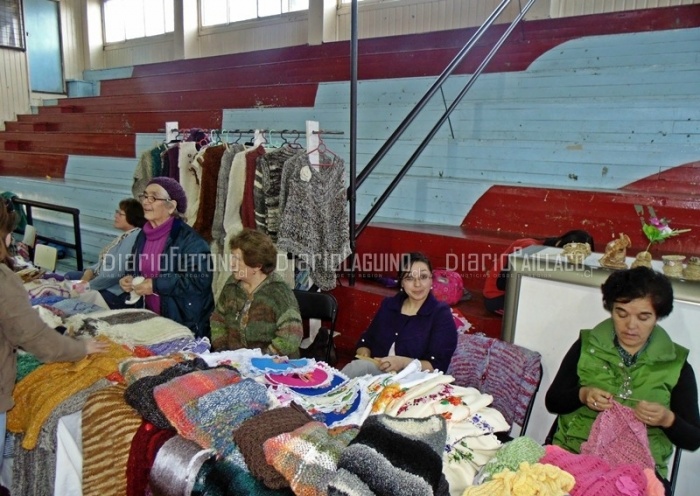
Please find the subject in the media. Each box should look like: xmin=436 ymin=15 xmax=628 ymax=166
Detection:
xmin=0 ymin=0 xmax=23 ymax=49
xmin=201 ymin=0 xmax=309 ymax=28
xmin=103 ymin=0 xmax=174 ymax=43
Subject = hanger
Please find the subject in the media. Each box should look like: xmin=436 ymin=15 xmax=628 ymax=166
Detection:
xmin=306 ymin=132 xmax=338 ymax=167
xmin=281 ymin=129 xmax=304 ymax=150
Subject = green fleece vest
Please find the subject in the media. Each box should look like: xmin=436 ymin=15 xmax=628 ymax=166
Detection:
xmin=553 ymin=318 xmax=687 ymax=478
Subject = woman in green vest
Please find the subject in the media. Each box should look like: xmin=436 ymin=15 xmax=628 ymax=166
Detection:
xmin=546 ymin=266 xmax=700 ymax=492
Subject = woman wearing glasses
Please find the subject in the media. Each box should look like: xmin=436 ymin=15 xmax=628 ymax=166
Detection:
xmin=342 ymin=252 xmax=458 ymax=378
xmin=119 ymin=177 xmax=214 ymax=338
xmin=65 ymin=198 xmax=145 ymax=308
xmin=210 ymin=228 xmax=302 ymax=357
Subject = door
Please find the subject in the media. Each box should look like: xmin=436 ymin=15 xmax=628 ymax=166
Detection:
xmin=24 ymin=0 xmax=64 ymax=94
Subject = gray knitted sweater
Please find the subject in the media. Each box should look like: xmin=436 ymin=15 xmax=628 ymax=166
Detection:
xmin=277 ymin=152 xmax=350 ymax=290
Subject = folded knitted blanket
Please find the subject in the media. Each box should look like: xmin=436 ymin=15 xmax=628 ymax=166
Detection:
xmin=328 ymin=414 xmax=449 ymax=496
xmin=264 ymin=421 xmax=359 ymax=496
xmin=7 ymin=339 xmax=132 ymax=450
xmin=65 ymin=308 xmax=193 ymax=347
xmin=82 ymin=384 xmax=143 ymax=496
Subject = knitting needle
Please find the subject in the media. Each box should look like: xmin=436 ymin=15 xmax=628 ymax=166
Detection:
xmin=614 ymin=395 xmax=642 ymax=403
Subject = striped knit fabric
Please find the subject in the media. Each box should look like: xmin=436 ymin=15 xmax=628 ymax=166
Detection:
xmin=119 ymin=355 xmax=182 ymax=386
xmin=263 ymin=422 xmax=359 ymax=496
xmin=446 ymin=332 xmax=541 ymax=428
xmin=82 ymin=384 xmax=143 ymax=496
xmin=153 ymin=367 xmax=242 ymax=435
xmin=7 ymin=339 xmax=132 ymax=449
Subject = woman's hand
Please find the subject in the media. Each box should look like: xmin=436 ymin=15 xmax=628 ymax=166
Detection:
xmin=635 ymin=400 xmax=675 ymax=428
xmin=579 ymin=386 xmax=613 ymax=412
xmin=119 ymin=275 xmax=134 ymax=293
xmin=132 ymin=278 xmax=154 ymax=296
xmin=377 ymin=355 xmax=412 ymax=373
xmin=84 ymin=339 xmax=109 ymax=355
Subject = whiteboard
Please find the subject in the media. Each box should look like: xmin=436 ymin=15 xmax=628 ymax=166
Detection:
xmin=503 ymin=247 xmax=700 ymax=494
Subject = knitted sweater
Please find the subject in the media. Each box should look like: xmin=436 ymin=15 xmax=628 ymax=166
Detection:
xmin=211 ymin=143 xmax=244 ymax=249
xmin=222 ymin=147 xmax=249 ymax=250
xmin=210 ymin=272 xmax=303 ymax=357
xmin=192 ymin=144 xmax=226 ymax=243
xmin=277 ymin=152 xmax=351 ymax=290
xmin=254 ymin=145 xmax=303 ymax=241
xmin=178 ymin=141 xmax=200 ymax=224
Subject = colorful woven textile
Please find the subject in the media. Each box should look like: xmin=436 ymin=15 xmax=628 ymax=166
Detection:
xmin=119 ymin=355 xmax=183 ymax=385
xmin=82 ymin=383 xmax=142 ymax=496
xmin=446 ymin=333 xmax=541 ymax=428
xmin=581 ymin=400 xmax=656 ymax=470
xmin=233 ymin=404 xmax=314 ymax=489
xmin=153 ymin=367 xmax=241 ymax=433
xmin=179 ymin=378 xmax=269 ymax=457
xmin=7 ymin=338 xmax=132 ymax=449
xmin=264 ymin=421 xmax=359 ymax=496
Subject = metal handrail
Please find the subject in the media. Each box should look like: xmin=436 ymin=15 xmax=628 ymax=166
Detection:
xmin=354 ymin=0 xmax=538 ymax=238
xmin=12 ymin=197 xmax=84 ymax=271
xmin=354 ymin=0 xmax=513 ymax=190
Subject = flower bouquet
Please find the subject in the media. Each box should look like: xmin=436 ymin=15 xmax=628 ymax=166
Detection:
xmin=642 ymin=217 xmax=690 ymax=253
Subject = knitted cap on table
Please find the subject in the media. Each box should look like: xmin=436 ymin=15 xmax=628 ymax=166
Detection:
xmin=328 ymin=414 xmax=449 ymax=496
xmin=263 ymin=421 xmax=359 ymax=496
xmin=541 ymin=444 xmax=647 ymax=496
xmin=233 ymin=404 xmax=314 ymax=489
xmin=147 ymin=177 xmax=187 ymax=214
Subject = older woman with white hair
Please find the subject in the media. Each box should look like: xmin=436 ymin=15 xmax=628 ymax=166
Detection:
xmin=119 ymin=177 xmax=214 ymax=338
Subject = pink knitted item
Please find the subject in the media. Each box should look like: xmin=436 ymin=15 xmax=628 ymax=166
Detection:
xmin=581 ymin=400 xmax=655 ymax=470
xmin=541 ymin=445 xmax=647 ymax=496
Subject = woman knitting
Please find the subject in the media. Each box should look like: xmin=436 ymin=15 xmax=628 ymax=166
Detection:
xmin=545 ymin=267 xmax=700 ymax=493
xmin=342 ymin=252 xmax=458 ymax=378
xmin=119 ymin=177 xmax=214 ymax=338
xmin=0 ymin=198 xmax=107 ymax=472
xmin=210 ymin=228 xmax=303 ymax=357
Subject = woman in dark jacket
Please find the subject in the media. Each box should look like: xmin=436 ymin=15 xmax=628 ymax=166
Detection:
xmin=119 ymin=178 xmax=214 ymax=338
xmin=342 ymin=252 xmax=458 ymax=378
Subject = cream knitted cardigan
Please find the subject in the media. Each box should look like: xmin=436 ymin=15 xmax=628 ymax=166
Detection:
xmin=178 ymin=141 xmax=200 ymax=224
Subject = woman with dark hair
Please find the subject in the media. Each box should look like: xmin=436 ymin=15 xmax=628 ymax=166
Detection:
xmin=1 ymin=198 xmax=107 ymax=473
xmin=65 ymin=198 xmax=146 ymax=308
xmin=483 ymin=229 xmax=595 ymax=315
xmin=545 ymin=267 xmax=700 ymax=491
xmin=342 ymin=252 xmax=458 ymax=378
xmin=210 ymin=228 xmax=302 ymax=356
xmin=119 ymin=177 xmax=214 ymax=338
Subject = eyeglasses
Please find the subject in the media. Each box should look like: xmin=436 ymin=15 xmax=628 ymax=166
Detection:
xmin=403 ymin=273 xmax=432 ymax=283
xmin=138 ymin=194 xmax=171 ymax=204
xmin=114 ymin=210 xmax=126 ymax=217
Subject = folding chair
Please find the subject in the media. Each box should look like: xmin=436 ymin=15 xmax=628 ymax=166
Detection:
xmin=293 ymin=289 xmax=339 ymax=365
xmin=33 ymin=244 xmax=58 ymax=272
xmin=447 ymin=332 xmax=542 ymax=436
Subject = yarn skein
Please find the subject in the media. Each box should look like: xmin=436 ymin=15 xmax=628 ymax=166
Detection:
xmin=149 ymin=435 xmax=215 ymax=496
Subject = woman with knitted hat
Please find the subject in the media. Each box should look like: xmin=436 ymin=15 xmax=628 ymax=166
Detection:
xmin=0 ymin=197 xmax=107 ymax=474
xmin=119 ymin=177 xmax=214 ymax=338
xmin=210 ymin=228 xmax=302 ymax=357
xmin=546 ymin=267 xmax=700 ymax=493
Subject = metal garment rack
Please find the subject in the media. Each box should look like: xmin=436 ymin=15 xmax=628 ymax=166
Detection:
xmin=12 ymin=197 xmax=84 ymax=271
